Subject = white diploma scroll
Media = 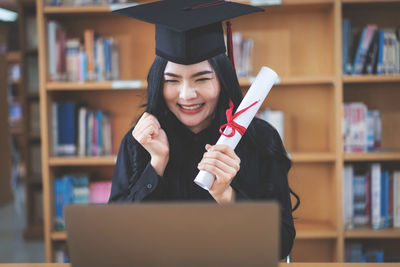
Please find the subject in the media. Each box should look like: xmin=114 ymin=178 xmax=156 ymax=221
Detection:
xmin=194 ymin=66 xmax=278 ymax=190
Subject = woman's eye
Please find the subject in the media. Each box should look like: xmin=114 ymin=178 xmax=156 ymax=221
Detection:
xmin=196 ymin=78 xmax=211 ymax=82
xmin=165 ymin=79 xmax=179 ymax=83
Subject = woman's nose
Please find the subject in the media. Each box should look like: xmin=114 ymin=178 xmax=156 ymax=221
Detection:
xmin=179 ymin=82 xmax=197 ymax=100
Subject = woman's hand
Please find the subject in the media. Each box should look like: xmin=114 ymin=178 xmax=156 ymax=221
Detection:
xmin=198 ymin=144 xmax=240 ymax=203
xmin=132 ymin=112 xmax=169 ymax=176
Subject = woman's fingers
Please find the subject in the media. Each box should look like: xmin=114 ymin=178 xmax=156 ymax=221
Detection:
xmin=137 ymin=124 xmax=160 ymax=143
xmin=202 ymin=144 xmax=240 ymax=171
xmin=198 ymin=158 xmax=236 ymax=181
xmin=132 ymin=112 xmax=161 ymax=142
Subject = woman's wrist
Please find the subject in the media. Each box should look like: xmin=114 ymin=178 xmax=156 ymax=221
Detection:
xmin=151 ymin=155 xmax=169 ymax=176
xmin=211 ymin=186 xmax=236 ymax=204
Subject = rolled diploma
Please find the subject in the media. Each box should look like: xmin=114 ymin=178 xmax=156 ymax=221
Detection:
xmin=194 ymin=66 xmax=278 ymax=190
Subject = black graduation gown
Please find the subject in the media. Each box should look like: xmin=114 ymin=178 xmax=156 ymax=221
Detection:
xmin=109 ymin=114 xmax=296 ymax=259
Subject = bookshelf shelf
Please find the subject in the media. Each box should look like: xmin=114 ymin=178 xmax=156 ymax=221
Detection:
xmin=343 ymin=75 xmax=400 ymax=83
xmin=295 ymin=221 xmax=337 ymax=239
xmin=343 ymin=152 xmax=400 ymax=162
xmin=44 ymin=5 xmax=111 ymax=14
xmin=6 ymin=51 xmax=22 ymax=62
xmin=238 ymin=76 xmax=335 ymax=87
xmin=345 ymin=228 xmax=400 ymax=239
xmin=46 ymin=81 xmax=147 ymax=91
xmin=49 ymin=156 xmax=117 ymax=167
xmin=51 ymin=231 xmax=67 ymax=241
xmin=290 ymin=152 xmax=336 ymax=163
xmin=341 ymin=0 xmax=400 ymax=3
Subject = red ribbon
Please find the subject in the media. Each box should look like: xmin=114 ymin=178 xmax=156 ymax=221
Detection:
xmin=219 ymin=99 xmax=260 ymax=137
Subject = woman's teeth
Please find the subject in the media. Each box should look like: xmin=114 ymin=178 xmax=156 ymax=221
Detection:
xmin=180 ymin=104 xmax=203 ymax=110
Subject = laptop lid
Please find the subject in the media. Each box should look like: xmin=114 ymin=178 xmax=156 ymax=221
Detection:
xmin=65 ymin=202 xmax=279 ymax=267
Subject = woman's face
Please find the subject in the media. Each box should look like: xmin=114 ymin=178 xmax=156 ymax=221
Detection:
xmin=163 ymin=60 xmax=221 ymax=134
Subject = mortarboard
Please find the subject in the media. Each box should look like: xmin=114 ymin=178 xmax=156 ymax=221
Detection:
xmin=112 ymin=0 xmax=263 ymax=65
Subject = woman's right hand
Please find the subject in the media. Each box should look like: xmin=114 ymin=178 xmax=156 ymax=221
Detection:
xmin=132 ymin=112 xmax=170 ymax=176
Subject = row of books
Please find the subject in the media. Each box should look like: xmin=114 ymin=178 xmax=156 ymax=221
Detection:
xmin=343 ymin=163 xmax=400 ymax=230
xmin=232 ymin=32 xmax=254 ymax=78
xmin=52 ymin=101 xmax=114 ymax=156
xmin=343 ymin=20 xmax=400 ymax=75
xmin=48 ymin=21 xmax=120 ymax=82
xmin=346 ymin=243 xmax=384 ymax=263
xmin=54 ymin=174 xmax=112 ymax=230
xmin=342 ymin=102 xmax=381 ymax=153
xmin=47 ymin=0 xmax=128 ymax=6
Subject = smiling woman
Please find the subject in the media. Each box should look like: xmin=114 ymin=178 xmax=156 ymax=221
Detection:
xmin=163 ymin=60 xmax=221 ymax=134
xmin=109 ymin=0 xmax=297 ymax=259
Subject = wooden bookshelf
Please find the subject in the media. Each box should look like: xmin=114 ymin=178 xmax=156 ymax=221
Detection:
xmin=18 ymin=0 xmax=44 ymax=240
xmin=343 ymin=74 xmax=400 ymax=83
xmin=344 ymin=152 xmax=400 ymax=161
xmin=36 ymin=0 xmax=400 ymax=263
xmin=6 ymin=51 xmax=22 ymax=62
xmin=48 ymin=156 xmax=116 ymax=166
xmin=344 ymin=228 xmax=400 ymax=239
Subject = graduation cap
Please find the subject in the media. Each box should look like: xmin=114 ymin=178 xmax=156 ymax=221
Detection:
xmin=112 ymin=0 xmax=263 ymax=65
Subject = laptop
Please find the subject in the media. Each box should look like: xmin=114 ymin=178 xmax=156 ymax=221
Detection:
xmin=65 ymin=202 xmax=280 ymax=267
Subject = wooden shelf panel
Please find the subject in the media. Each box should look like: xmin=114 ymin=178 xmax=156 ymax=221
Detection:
xmin=6 ymin=51 xmax=22 ymax=62
xmin=342 ymin=0 xmax=400 ymax=3
xmin=239 ymin=76 xmax=335 ymax=87
xmin=344 ymin=152 xmax=400 ymax=161
xmin=44 ymin=5 xmax=112 ymax=14
xmin=290 ymin=152 xmax=336 ymax=163
xmin=49 ymin=156 xmax=117 ymax=166
xmin=46 ymin=80 xmax=147 ymax=91
xmin=295 ymin=220 xmax=337 ymax=239
xmin=343 ymin=75 xmax=400 ymax=83
xmin=51 ymin=231 xmax=67 ymax=241
xmin=345 ymin=228 xmax=400 ymax=239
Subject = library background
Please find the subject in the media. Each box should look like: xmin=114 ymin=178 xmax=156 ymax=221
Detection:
xmin=0 ymin=0 xmax=400 ymax=264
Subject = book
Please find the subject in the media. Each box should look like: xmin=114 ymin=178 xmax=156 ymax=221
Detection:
xmin=89 ymin=181 xmax=112 ymax=204
xmin=376 ymin=30 xmax=385 ymax=75
xmin=353 ymin=174 xmax=368 ymax=227
xmin=364 ymin=30 xmax=379 ymax=74
xmin=57 ymin=102 xmax=77 ymax=156
xmin=66 ymin=38 xmax=80 ymax=82
xmin=344 ymin=165 xmax=354 ymax=229
xmin=84 ymin=29 xmax=95 ymax=81
xmin=394 ymin=171 xmax=400 ymax=228
xmin=78 ymin=106 xmax=88 ymax=156
xmin=54 ymin=176 xmax=74 ymax=230
xmin=342 ymin=18 xmax=353 ymax=74
xmin=371 ymin=163 xmax=383 ymax=229
xmin=352 ymin=25 xmax=378 ymax=74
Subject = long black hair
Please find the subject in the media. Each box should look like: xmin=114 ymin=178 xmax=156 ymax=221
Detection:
xmin=133 ymin=53 xmax=300 ymax=211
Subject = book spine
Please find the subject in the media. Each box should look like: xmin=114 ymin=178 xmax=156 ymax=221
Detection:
xmin=394 ymin=171 xmax=400 ymax=228
xmin=52 ymin=102 xmax=59 ymax=156
xmin=57 ymin=102 xmax=77 ymax=156
xmin=371 ymin=163 xmax=382 ymax=229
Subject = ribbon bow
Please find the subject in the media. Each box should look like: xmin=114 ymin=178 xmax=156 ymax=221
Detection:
xmin=219 ymin=99 xmax=260 ymax=137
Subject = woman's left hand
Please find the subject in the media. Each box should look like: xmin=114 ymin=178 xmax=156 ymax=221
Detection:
xmin=198 ymin=144 xmax=240 ymax=203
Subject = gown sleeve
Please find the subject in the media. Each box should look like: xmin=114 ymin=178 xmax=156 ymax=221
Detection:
xmin=109 ymin=130 xmax=166 ymax=202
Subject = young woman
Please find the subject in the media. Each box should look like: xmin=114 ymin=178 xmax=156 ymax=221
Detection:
xmin=109 ymin=0 xmax=298 ymax=259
